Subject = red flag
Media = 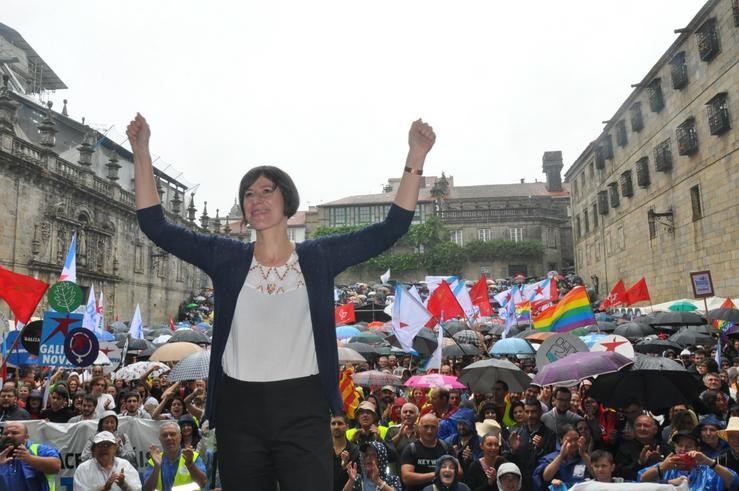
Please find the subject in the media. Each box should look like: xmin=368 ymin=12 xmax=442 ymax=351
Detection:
xmin=468 ymin=277 xmax=493 ymax=316
xmin=426 ymin=280 xmax=465 ymax=321
xmin=334 ymin=303 xmax=356 ymax=325
xmin=601 ymin=279 xmax=627 ymax=309
xmin=169 ymin=315 xmax=176 ymax=332
xmin=625 ymin=277 xmax=651 ymax=305
xmin=720 ymin=298 xmax=736 ymax=309
xmin=0 ymin=266 xmax=49 ymax=324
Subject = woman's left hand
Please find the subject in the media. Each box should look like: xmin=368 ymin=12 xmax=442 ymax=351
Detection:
xmin=408 ymin=119 xmax=436 ymax=156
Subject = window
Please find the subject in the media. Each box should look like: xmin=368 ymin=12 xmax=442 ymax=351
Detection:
xmin=608 ymin=182 xmax=620 ymax=208
xmin=647 ymin=78 xmax=664 ymax=113
xmin=601 ymin=134 xmax=614 ymax=160
xmin=690 ymin=185 xmax=703 ymax=221
xmin=670 ymin=51 xmax=688 ymax=89
xmin=636 ymin=157 xmax=651 ymax=187
xmin=509 ymin=227 xmax=523 ymax=242
xmin=630 ymin=102 xmax=644 ymax=132
xmin=134 ymin=244 xmax=144 ymax=273
xmin=595 ymin=147 xmax=605 ymax=169
xmin=330 ymin=207 xmax=346 ymax=226
xmin=576 ymin=215 xmax=581 ymax=238
xmin=654 ymin=138 xmax=673 ymax=172
xmin=597 ymin=191 xmax=609 ymax=215
xmin=358 ymin=206 xmax=370 ymax=223
xmin=287 ymin=228 xmax=297 ymax=241
xmin=706 ymin=92 xmax=731 ymax=135
xmin=478 ymin=229 xmax=492 ymax=242
xmin=676 ymin=117 xmax=699 ymax=155
xmin=588 ymin=162 xmax=595 ymax=180
xmin=620 ymin=170 xmax=634 ymax=197
xmin=648 ymin=208 xmax=657 ymax=239
xmin=584 ymin=209 xmax=590 ymax=233
xmin=592 ymin=203 xmax=598 ymax=228
xmin=696 ymin=18 xmax=720 ymax=62
xmin=616 ymin=120 xmax=628 ymax=147
xmin=573 ymin=178 xmax=578 ymax=197
xmin=450 ymin=229 xmax=464 ymax=246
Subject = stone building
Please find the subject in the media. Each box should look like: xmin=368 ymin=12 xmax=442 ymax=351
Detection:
xmin=310 ymin=153 xmax=573 ymax=283
xmin=0 ymin=23 xmax=212 ymax=326
xmin=564 ymin=0 xmax=738 ymax=303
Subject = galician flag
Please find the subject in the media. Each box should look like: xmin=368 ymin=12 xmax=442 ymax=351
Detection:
xmin=128 ymin=304 xmax=144 ymax=340
xmin=96 ymin=291 xmax=105 ymax=333
xmin=425 ymin=323 xmax=444 ymax=373
xmin=380 ymin=269 xmax=391 ymax=284
xmin=59 ymin=232 xmax=77 ymax=283
xmin=391 ymin=283 xmax=435 ymax=352
xmin=82 ymin=284 xmax=99 ymax=333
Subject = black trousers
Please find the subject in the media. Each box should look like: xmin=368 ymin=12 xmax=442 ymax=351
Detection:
xmin=215 ymin=374 xmax=332 ymax=490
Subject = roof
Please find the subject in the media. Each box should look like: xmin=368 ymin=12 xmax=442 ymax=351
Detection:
xmin=0 ymin=23 xmax=67 ymax=91
xmin=319 ymin=181 xmax=569 ymax=206
xmin=288 ymin=211 xmax=306 ymax=227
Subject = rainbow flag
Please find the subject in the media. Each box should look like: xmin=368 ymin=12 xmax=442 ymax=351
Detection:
xmin=515 ymin=301 xmax=531 ymax=321
xmin=713 ymin=319 xmax=734 ymax=332
xmin=532 ymin=286 xmax=596 ymax=332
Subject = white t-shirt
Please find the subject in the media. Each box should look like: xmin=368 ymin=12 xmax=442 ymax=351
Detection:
xmin=95 ymin=393 xmax=116 ymax=417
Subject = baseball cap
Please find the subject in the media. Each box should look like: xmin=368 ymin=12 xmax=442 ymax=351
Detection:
xmin=93 ymin=431 xmax=117 ymax=445
xmin=381 ymin=385 xmax=395 ymax=392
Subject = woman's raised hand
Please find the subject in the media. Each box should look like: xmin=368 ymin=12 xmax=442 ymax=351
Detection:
xmin=126 ymin=113 xmax=151 ymax=154
xmin=408 ymin=119 xmax=436 ymax=156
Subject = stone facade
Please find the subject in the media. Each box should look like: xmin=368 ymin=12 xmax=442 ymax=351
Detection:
xmin=310 ymin=160 xmax=573 ymax=283
xmin=564 ymin=0 xmax=738 ymax=303
xmin=0 ymin=24 xmax=212 ymax=325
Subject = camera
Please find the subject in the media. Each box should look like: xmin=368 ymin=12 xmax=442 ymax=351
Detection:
xmin=0 ymin=436 xmax=17 ymax=453
xmin=676 ymin=453 xmax=697 ymax=470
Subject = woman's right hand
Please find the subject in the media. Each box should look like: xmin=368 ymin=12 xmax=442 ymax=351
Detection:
xmin=126 ymin=113 xmax=151 ymax=154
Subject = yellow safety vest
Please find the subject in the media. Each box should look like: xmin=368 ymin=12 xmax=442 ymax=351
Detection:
xmin=147 ymin=451 xmax=200 ymax=490
xmin=28 ymin=443 xmax=56 ymax=491
xmin=346 ymin=425 xmax=389 ymax=441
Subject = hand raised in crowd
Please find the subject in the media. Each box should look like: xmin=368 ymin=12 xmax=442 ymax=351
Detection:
xmin=462 ymin=445 xmax=472 ymax=462
xmin=163 ymin=381 xmax=181 ymax=399
xmin=346 ymin=462 xmax=358 ymax=481
xmin=508 ymin=432 xmax=521 ymax=452
xmin=12 ymin=443 xmax=32 ymax=463
xmin=182 ymin=445 xmax=195 ymax=468
xmin=104 ymin=471 xmax=124 ymax=491
xmin=484 ymin=464 xmax=497 ymax=485
xmin=639 ymin=444 xmax=661 ymax=466
xmin=339 ymin=449 xmax=350 ymax=469
xmin=532 ymin=434 xmax=543 ymax=448
xmin=0 ymin=446 xmax=13 ymax=465
xmin=408 ymin=119 xmax=436 ymax=156
xmin=577 ymin=436 xmax=589 ymax=456
xmin=148 ymin=445 xmax=162 ymax=468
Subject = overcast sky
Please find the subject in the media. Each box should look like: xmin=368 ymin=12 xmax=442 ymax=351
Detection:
xmin=4 ymin=0 xmax=703 ymax=215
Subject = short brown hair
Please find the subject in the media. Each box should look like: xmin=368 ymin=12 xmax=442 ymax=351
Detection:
xmin=238 ymin=166 xmax=299 ymax=221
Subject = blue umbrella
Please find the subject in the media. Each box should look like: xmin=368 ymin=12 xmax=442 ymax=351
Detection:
xmin=489 ymin=337 xmax=536 ymax=356
xmin=95 ymin=330 xmax=115 ymax=342
xmin=336 ymin=326 xmax=361 ymax=339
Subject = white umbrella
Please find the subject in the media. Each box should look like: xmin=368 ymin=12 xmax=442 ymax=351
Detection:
xmin=93 ymin=351 xmax=111 ymax=366
xmin=153 ymin=334 xmax=172 ymax=345
xmin=115 ymin=361 xmax=169 ymax=381
xmin=337 ymin=347 xmax=367 ymax=363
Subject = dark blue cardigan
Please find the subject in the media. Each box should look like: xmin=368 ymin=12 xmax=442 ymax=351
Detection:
xmin=137 ymin=203 xmax=413 ymax=426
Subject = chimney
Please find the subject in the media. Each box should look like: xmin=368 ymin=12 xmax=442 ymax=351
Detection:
xmin=542 ymin=151 xmax=563 ymax=192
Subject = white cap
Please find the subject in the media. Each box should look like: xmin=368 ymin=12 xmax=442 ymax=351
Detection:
xmin=93 ymin=431 xmax=117 ymax=445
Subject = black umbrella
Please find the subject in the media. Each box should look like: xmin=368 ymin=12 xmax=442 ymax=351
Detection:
xmin=633 ymin=338 xmax=683 ymax=355
xmin=354 ymin=306 xmax=391 ymax=323
xmin=345 ymin=342 xmax=380 ymax=355
xmin=650 ymin=311 xmax=706 ymax=326
xmin=707 ymin=308 xmax=739 ymax=324
xmin=442 ymin=343 xmax=481 ymax=357
xmin=596 ymin=321 xmax=618 ymax=332
xmin=386 ymin=328 xmax=438 ymax=356
xmin=668 ymin=327 xmax=716 ymax=348
xmin=613 ymin=322 xmax=656 ymax=340
xmin=118 ymin=336 xmax=155 ymax=352
xmin=488 ymin=324 xmax=520 ymax=337
xmin=441 ymin=320 xmax=467 ymax=336
xmin=589 ymin=354 xmax=704 ymax=411
xmin=168 ymin=329 xmax=211 ymax=345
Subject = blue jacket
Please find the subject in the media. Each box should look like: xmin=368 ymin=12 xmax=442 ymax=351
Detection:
xmin=137 ymin=203 xmax=413 ymax=424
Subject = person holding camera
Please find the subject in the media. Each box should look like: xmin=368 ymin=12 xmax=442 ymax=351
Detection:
xmin=638 ymin=429 xmax=739 ymax=490
xmin=0 ymin=421 xmax=61 ymax=491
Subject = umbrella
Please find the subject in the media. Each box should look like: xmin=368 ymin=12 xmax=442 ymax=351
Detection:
xmin=186 ymin=303 xmax=198 ymax=309
xmin=707 ymin=308 xmax=739 ymax=324
xmin=633 ymin=338 xmax=683 ymax=355
xmin=93 ymin=351 xmax=111 ymax=366
xmin=442 ymin=343 xmax=481 ymax=357
xmin=153 ymin=334 xmax=172 ymax=345
xmin=194 ymin=295 xmax=206 ymax=302
xmin=344 ymin=342 xmax=380 ymax=355
xmin=524 ymin=331 xmax=556 ymax=343
xmin=336 ymin=326 xmax=362 ymax=339
xmin=95 ymin=330 xmax=115 ymax=342
xmin=121 ymin=337 xmax=156 ymax=353
xmin=109 ymin=320 xmax=129 ymax=332
xmin=405 ymin=374 xmax=465 ymax=389
xmin=589 ymin=354 xmax=705 ymax=411
xmin=354 ymin=306 xmax=391 ymax=323
xmin=351 ymin=370 xmax=403 ymax=386
xmin=440 ymin=320 xmax=467 ymax=336
xmin=596 ymin=321 xmax=618 ymax=332
xmin=669 ymin=301 xmax=699 ymax=312
xmin=668 ymin=327 xmax=716 ymax=347
xmin=150 ymin=342 xmax=203 ymax=362
xmin=613 ymin=322 xmax=656 ymax=340
xmin=452 ymin=330 xmax=483 ymax=347
xmin=458 ymin=358 xmax=533 ymax=393
xmin=348 ymin=332 xmax=386 ymax=344
xmin=386 ymin=329 xmax=438 ymax=356
xmin=168 ymin=329 xmax=210 ymax=345
xmin=115 ymin=361 xmax=169 ymax=381
xmin=650 ymin=311 xmax=706 ymax=326
xmin=337 ymin=347 xmax=366 ymax=363
xmin=489 ymin=338 xmax=536 ymax=356
xmin=169 ymin=350 xmax=210 ymax=382
xmin=532 ymin=351 xmax=633 ymax=387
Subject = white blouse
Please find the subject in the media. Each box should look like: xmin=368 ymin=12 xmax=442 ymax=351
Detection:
xmin=222 ymin=250 xmax=319 ymax=382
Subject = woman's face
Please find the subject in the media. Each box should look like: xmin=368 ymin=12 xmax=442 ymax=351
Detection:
xmin=484 ymin=409 xmax=497 ymax=420
xmin=107 ymin=386 xmax=117 ymax=396
xmin=181 ymin=424 xmax=193 ymax=437
xmin=102 ymin=417 xmax=117 ymax=432
xmin=171 ymin=399 xmax=184 ymax=416
xmin=512 ymin=406 xmax=525 ymax=424
xmin=481 ymin=435 xmax=500 ymax=459
xmin=67 ymin=378 xmax=78 ymax=392
xmin=242 ymin=175 xmax=285 ymax=232
xmin=438 ymin=460 xmax=456 ymax=486
xmin=413 ymin=389 xmax=423 ymax=400
xmin=17 ymin=386 xmax=29 ymax=400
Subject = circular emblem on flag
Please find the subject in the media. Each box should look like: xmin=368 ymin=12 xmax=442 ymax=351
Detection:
xmin=21 ymin=320 xmax=43 ymax=356
xmin=590 ymin=334 xmax=635 ymax=360
xmin=535 ymin=333 xmax=589 ymax=370
xmin=64 ymin=329 xmax=99 ymax=367
xmin=48 ymin=281 xmax=84 ymax=313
